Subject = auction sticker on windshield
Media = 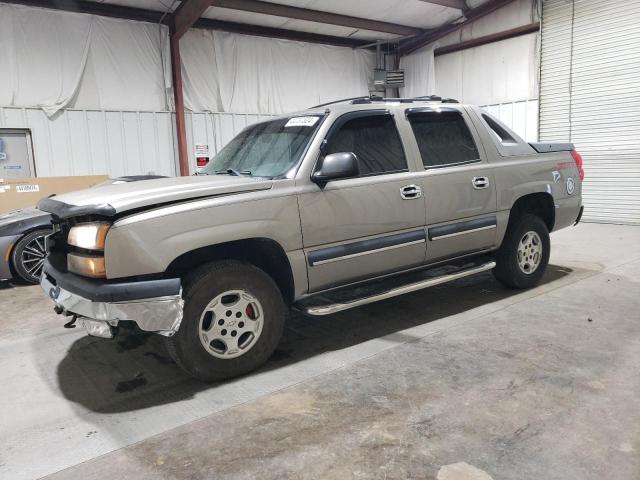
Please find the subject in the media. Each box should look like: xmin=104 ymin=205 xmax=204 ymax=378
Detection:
xmin=285 ymin=116 xmax=319 ymax=128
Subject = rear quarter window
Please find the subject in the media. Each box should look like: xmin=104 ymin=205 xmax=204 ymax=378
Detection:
xmin=407 ymin=110 xmax=480 ymax=168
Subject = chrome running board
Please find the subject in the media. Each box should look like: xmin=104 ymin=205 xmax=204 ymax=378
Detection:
xmin=299 ymin=261 xmax=496 ymax=316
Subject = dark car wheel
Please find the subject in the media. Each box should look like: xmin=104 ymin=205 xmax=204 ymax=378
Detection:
xmin=166 ymin=260 xmax=286 ymax=382
xmin=12 ymin=229 xmax=50 ymax=284
xmin=493 ymin=214 xmax=550 ymax=289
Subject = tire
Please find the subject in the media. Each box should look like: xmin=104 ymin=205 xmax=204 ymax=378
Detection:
xmin=493 ymin=214 xmax=550 ymax=289
xmin=11 ymin=229 xmax=50 ymax=284
xmin=166 ymin=260 xmax=286 ymax=382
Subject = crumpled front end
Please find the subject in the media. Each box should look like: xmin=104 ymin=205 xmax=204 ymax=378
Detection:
xmin=41 ymin=260 xmax=184 ymax=338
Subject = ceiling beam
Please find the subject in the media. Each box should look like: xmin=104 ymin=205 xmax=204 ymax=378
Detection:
xmin=4 ymin=0 xmax=168 ymax=23
xmin=433 ymin=22 xmax=539 ymax=56
xmin=209 ymin=0 xmax=424 ymax=36
xmin=3 ymin=0 xmax=371 ymax=48
xmin=416 ymin=0 xmax=469 ymax=10
xmin=398 ymin=0 xmax=517 ymax=55
xmin=193 ymin=18 xmax=370 ymax=47
xmin=172 ymin=0 xmax=213 ymax=38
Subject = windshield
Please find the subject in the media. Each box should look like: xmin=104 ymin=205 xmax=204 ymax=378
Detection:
xmin=201 ymin=115 xmax=323 ymax=178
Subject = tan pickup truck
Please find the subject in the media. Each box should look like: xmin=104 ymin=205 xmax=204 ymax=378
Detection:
xmin=38 ymin=96 xmax=584 ymax=381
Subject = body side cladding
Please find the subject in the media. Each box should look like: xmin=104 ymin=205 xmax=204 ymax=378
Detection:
xmin=307 ymin=229 xmax=426 ymax=266
xmin=428 ymin=216 xmax=497 ymax=241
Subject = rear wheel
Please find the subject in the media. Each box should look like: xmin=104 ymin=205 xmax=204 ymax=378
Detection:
xmin=11 ymin=229 xmax=50 ymax=284
xmin=493 ymin=214 xmax=550 ymax=289
xmin=166 ymin=260 xmax=285 ymax=382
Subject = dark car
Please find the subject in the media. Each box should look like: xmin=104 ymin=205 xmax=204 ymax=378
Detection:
xmin=0 ymin=175 xmax=166 ymax=284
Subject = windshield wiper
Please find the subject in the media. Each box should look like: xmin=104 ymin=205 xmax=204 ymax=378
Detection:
xmin=214 ymin=168 xmax=252 ymax=176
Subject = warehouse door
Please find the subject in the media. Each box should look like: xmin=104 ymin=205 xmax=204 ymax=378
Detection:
xmin=539 ymin=0 xmax=640 ymax=224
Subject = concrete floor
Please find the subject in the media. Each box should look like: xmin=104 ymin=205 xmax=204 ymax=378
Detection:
xmin=1 ymin=223 xmax=639 ymax=480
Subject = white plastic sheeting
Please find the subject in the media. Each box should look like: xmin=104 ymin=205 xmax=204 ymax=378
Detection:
xmin=0 ymin=106 xmax=270 ymax=178
xmin=1 ymin=2 xmax=374 ymax=116
xmin=0 ymin=3 xmax=170 ymax=116
xmin=435 ymin=33 xmax=539 ymax=106
xmin=0 ymin=4 xmax=93 ymax=116
xmin=399 ymin=47 xmax=436 ymax=98
xmin=400 ymin=0 xmax=540 ymax=106
xmin=71 ymin=16 xmax=172 ymax=112
xmin=180 ymin=29 xmax=375 ymax=113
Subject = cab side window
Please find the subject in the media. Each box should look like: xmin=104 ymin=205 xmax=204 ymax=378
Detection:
xmin=324 ymin=114 xmax=407 ymax=176
xmin=408 ymin=111 xmax=480 ymax=168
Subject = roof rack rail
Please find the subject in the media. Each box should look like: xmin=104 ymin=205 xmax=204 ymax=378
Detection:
xmin=310 ymin=94 xmax=459 ymax=109
xmin=310 ymin=96 xmax=370 ymax=109
xmin=350 ymin=95 xmax=460 ymax=105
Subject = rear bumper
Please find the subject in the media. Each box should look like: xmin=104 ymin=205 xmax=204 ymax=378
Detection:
xmin=40 ymin=260 xmax=184 ymax=336
xmin=0 ymin=234 xmax=20 ymax=280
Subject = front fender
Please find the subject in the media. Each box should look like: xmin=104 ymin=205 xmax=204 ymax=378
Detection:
xmin=104 ymin=195 xmax=302 ymax=279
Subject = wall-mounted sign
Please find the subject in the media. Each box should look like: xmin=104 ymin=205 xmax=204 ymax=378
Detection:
xmin=195 ymin=144 xmax=210 ymax=171
xmin=16 ymin=184 xmax=40 ymax=193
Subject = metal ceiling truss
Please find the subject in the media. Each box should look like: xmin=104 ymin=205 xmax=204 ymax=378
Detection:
xmin=3 ymin=0 xmax=372 ymax=47
xmin=210 ymin=0 xmax=424 ymax=36
xmin=397 ymin=0 xmax=518 ymax=55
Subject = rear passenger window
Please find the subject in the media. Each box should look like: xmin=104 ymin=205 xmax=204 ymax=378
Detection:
xmin=324 ymin=114 xmax=407 ymax=176
xmin=408 ymin=110 xmax=480 ymax=168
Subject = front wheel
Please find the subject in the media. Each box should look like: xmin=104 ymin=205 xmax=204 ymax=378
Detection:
xmin=166 ymin=261 xmax=286 ymax=382
xmin=12 ymin=229 xmax=51 ymax=284
xmin=493 ymin=214 xmax=550 ymax=289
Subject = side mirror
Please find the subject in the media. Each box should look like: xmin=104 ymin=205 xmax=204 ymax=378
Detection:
xmin=312 ymin=152 xmax=359 ymax=186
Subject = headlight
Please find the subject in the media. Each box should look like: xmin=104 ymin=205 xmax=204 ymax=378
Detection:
xmin=67 ymin=253 xmax=106 ymax=278
xmin=68 ymin=222 xmax=110 ymax=250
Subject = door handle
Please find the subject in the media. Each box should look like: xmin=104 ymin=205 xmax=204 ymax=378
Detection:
xmin=400 ymin=184 xmax=422 ymax=200
xmin=472 ymin=176 xmax=490 ymax=190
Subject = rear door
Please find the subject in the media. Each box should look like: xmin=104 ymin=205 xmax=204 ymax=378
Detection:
xmin=298 ymin=110 xmax=427 ymax=292
xmin=405 ymin=107 xmax=498 ymax=262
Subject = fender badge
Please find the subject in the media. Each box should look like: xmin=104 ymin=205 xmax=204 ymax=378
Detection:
xmin=552 ymin=171 xmax=561 ymax=183
xmin=566 ymin=177 xmax=575 ymax=195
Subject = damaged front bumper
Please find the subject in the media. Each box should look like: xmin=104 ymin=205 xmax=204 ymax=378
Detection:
xmin=40 ymin=260 xmax=183 ymax=338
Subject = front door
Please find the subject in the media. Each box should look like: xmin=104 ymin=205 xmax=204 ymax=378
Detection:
xmin=298 ymin=111 xmax=427 ymax=292
xmin=405 ymin=107 xmax=498 ymax=262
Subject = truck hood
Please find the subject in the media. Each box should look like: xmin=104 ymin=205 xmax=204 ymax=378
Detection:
xmin=37 ymin=175 xmax=274 ymax=219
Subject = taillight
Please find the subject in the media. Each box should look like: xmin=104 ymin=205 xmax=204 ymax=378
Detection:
xmin=571 ymin=150 xmax=585 ymax=181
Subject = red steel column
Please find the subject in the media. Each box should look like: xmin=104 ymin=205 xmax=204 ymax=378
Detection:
xmin=170 ymin=35 xmax=190 ymax=176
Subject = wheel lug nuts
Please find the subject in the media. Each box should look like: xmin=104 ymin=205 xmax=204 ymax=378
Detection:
xmin=231 ymin=331 xmax=237 ymax=337
xmin=235 ymin=312 xmax=242 ymax=318
xmin=238 ymin=322 xmax=244 ymax=328
xmin=218 ymin=320 xmax=224 ymax=325
xmin=221 ymin=329 xmax=227 ymax=335
xmin=226 ymin=310 xmax=232 ymax=317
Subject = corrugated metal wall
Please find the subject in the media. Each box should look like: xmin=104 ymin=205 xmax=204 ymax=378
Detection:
xmin=539 ymin=0 xmax=640 ymax=225
xmin=482 ymin=99 xmax=539 ymax=142
xmin=0 ymin=107 xmax=274 ymax=178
